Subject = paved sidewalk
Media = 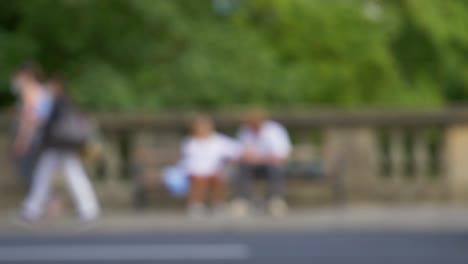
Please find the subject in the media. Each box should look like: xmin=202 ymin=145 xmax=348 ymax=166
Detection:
xmin=2 ymin=205 xmax=468 ymax=234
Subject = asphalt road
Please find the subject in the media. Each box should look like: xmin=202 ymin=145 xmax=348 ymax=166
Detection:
xmin=0 ymin=230 xmax=467 ymax=264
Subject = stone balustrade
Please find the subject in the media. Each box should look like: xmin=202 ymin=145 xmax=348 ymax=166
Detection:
xmin=2 ymin=109 xmax=468 ymax=207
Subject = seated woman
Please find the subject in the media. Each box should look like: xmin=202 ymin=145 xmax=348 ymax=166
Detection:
xmin=180 ymin=115 xmax=239 ymax=218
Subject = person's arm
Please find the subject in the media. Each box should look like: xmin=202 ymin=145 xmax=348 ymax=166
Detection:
xmin=178 ymin=138 xmax=195 ymax=176
xmin=13 ymin=92 xmax=55 ymax=156
xmin=221 ymin=135 xmax=242 ymax=162
xmin=264 ymin=125 xmax=292 ymax=165
xmin=12 ymin=104 xmax=38 ymax=156
xmin=236 ymin=128 xmax=257 ymax=164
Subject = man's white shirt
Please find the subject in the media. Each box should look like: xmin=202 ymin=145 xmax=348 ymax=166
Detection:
xmin=237 ymin=120 xmax=292 ymax=160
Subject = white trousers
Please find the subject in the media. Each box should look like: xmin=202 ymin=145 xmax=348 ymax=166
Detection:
xmin=22 ymin=149 xmax=100 ymax=221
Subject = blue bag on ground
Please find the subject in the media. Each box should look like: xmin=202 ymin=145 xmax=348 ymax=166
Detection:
xmin=162 ymin=166 xmax=190 ymax=197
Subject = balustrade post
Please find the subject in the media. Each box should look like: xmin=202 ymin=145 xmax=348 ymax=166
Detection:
xmin=445 ymin=124 xmax=468 ymax=203
xmin=413 ymin=130 xmax=429 ymax=184
xmin=132 ymin=131 xmax=158 ymax=185
xmin=293 ymin=130 xmax=317 ymax=162
xmin=322 ymin=128 xmax=344 ymax=176
xmin=104 ymin=133 xmax=121 ymax=193
xmin=0 ymin=132 xmax=14 ymax=188
xmin=389 ymin=129 xmax=405 ymax=184
xmin=324 ymin=126 xmax=379 ymax=199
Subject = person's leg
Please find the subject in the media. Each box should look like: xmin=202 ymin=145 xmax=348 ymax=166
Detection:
xmin=188 ymin=176 xmax=209 ymax=217
xmin=236 ymin=164 xmax=255 ymax=200
xmin=231 ymin=164 xmax=255 ymax=217
xmin=16 ymin=146 xmax=39 ymax=189
xmin=210 ymin=175 xmax=227 ymax=205
xmin=266 ymin=165 xmax=286 ymax=199
xmin=21 ymin=146 xmax=62 ymax=218
xmin=21 ymin=150 xmax=59 ymax=221
xmin=266 ymin=165 xmax=288 ymax=217
xmin=63 ymin=152 xmax=100 ymax=221
xmin=188 ymin=177 xmax=209 ymax=204
xmin=210 ymin=175 xmax=228 ymax=216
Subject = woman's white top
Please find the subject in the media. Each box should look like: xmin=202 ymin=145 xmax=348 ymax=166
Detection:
xmin=237 ymin=120 xmax=292 ymax=160
xmin=181 ymin=133 xmax=240 ymax=177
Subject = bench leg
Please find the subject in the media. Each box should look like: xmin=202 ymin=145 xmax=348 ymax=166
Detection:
xmin=332 ymin=173 xmax=346 ymax=206
xmin=132 ymin=165 xmax=147 ymax=209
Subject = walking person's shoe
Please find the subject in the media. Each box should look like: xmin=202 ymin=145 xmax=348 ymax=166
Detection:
xmin=268 ymin=198 xmax=288 ymax=218
xmin=187 ymin=203 xmax=206 ymax=219
xmin=8 ymin=210 xmax=39 ymax=230
xmin=78 ymin=219 xmax=100 ymax=232
xmin=80 ymin=212 xmax=100 ymax=223
xmin=230 ymin=199 xmax=250 ymax=218
xmin=75 ymin=212 xmax=101 ymax=233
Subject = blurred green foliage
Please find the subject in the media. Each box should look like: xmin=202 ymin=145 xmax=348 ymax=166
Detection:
xmin=1 ymin=0 xmax=468 ymax=110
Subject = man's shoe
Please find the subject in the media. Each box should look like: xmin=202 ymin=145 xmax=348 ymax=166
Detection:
xmin=231 ymin=199 xmax=250 ymax=218
xmin=268 ymin=198 xmax=288 ymax=218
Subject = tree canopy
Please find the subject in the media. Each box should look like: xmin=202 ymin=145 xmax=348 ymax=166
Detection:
xmin=1 ymin=0 xmax=468 ymax=111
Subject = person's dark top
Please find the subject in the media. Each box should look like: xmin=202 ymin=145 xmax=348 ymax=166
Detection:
xmin=41 ymin=95 xmax=82 ymax=152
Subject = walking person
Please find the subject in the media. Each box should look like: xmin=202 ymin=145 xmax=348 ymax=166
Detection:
xmin=10 ymin=63 xmax=52 ymax=188
xmin=21 ymin=76 xmax=100 ymax=223
xmin=180 ymin=115 xmax=239 ymax=218
xmin=232 ymin=110 xmax=292 ymax=217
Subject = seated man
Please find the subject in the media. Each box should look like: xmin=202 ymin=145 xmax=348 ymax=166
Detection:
xmin=232 ymin=110 xmax=292 ymax=217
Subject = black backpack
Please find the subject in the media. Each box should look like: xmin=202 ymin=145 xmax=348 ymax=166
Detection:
xmin=48 ymin=100 xmax=92 ymax=148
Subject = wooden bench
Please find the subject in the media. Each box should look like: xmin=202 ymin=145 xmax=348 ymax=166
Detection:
xmin=130 ymin=141 xmax=347 ymax=209
xmin=284 ymin=144 xmax=347 ymax=205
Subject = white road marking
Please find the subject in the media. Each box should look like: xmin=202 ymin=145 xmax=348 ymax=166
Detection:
xmin=0 ymin=244 xmax=250 ymax=261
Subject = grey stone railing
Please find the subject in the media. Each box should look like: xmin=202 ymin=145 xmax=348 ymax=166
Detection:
xmin=2 ymin=109 xmax=468 ymax=206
